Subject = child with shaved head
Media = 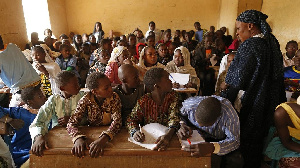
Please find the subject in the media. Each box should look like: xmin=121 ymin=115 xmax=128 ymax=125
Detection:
xmin=113 ymin=64 xmax=145 ymax=125
xmin=178 ymin=96 xmax=243 ymax=168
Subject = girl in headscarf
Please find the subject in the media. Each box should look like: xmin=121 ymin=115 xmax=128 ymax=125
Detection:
xmin=222 ymin=10 xmax=286 ymax=168
xmin=31 ymin=45 xmax=61 ymax=97
xmin=136 ymin=46 xmax=165 ymax=82
xmin=165 ymin=46 xmax=200 ymax=90
xmin=105 ymin=46 xmax=130 ymax=85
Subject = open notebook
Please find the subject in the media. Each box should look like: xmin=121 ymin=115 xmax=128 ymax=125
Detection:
xmin=128 ymin=123 xmax=168 ymax=150
xmin=178 ymin=130 xmax=205 ymax=147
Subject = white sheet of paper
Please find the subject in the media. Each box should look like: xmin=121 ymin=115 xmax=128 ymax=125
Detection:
xmin=169 ymin=73 xmax=190 ymax=85
xmin=128 ymin=123 xmax=168 ymax=150
xmin=179 ymin=130 xmax=205 ymax=147
xmin=210 ymin=54 xmax=217 ymax=66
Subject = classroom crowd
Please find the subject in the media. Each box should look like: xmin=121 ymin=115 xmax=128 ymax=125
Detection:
xmin=0 ymin=9 xmax=299 ymax=168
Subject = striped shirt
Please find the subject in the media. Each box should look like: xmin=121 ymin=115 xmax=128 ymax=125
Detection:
xmin=180 ymin=95 xmax=240 ymax=155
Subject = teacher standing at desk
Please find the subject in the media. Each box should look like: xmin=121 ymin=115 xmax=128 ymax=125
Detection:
xmin=222 ymin=10 xmax=286 ymax=168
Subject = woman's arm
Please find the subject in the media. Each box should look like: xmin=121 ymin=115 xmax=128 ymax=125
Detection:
xmin=275 ymin=106 xmax=300 ymax=152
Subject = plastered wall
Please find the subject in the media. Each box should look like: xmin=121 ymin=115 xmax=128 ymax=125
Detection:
xmin=47 ymin=0 xmax=69 ymax=39
xmin=261 ymin=0 xmax=300 ymax=52
xmin=0 ymin=0 xmax=28 ymax=50
xmin=63 ymin=0 xmax=221 ymax=37
xmin=218 ymin=0 xmax=239 ymax=37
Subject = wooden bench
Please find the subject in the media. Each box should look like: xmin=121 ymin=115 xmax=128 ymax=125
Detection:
xmin=30 ymin=126 xmax=211 ymax=168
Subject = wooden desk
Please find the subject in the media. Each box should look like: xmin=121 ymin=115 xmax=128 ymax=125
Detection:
xmin=30 ymin=126 xmax=210 ymax=168
xmin=173 ymin=88 xmax=198 ymax=94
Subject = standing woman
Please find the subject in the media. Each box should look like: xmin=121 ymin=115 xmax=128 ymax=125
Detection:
xmin=223 ymin=10 xmax=286 ymax=167
xmin=93 ymin=22 xmax=105 ymax=44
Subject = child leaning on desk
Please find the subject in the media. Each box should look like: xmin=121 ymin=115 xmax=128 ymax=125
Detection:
xmin=127 ymin=68 xmax=180 ymax=151
xmin=67 ymin=72 xmax=122 ymax=158
xmin=178 ymin=96 xmax=243 ymax=168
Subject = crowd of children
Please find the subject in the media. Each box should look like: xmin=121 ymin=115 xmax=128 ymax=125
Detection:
xmin=1 ymin=9 xmax=300 ymax=167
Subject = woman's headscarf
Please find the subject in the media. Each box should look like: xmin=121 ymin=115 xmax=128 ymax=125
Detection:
xmin=236 ymin=10 xmax=282 ymax=80
xmin=0 ymin=44 xmax=40 ymax=93
xmin=166 ymin=46 xmax=197 ymax=76
xmin=108 ymin=46 xmax=128 ymax=64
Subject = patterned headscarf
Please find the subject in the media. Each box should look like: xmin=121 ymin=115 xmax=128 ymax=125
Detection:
xmin=108 ymin=46 xmax=128 ymax=63
xmin=237 ymin=10 xmax=283 ymax=80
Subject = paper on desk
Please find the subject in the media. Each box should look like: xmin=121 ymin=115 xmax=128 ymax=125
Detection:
xmin=128 ymin=123 xmax=168 ymax=150
xmin=179 ymin=130 xmax=205 ymax=147
xmin=210 ymin=54 xmax=217 ymax=66
xmin=169 ymin=73 xmax=189 ymax=85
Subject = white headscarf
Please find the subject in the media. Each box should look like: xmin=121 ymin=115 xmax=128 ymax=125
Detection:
xmin=137 ymin=46 xmax=164 ymax=69
xmin=108 ymin=46 xmax=128 ymax=64
xmin=165 ymin=46 xmax=196 ymax=77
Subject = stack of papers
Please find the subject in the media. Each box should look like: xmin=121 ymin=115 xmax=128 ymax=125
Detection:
xmin=169 ymin=73 xmax=190 ymax=85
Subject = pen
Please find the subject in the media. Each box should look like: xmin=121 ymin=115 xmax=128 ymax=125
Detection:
xmin=187 ymin=138 xmax=191 ymax=154
xmin=169 ymin=74 xmax=176 ymax=83
xmin=139 ymin=124 xmax=143 ymax=133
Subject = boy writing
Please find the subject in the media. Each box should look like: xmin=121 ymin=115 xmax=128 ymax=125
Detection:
xmin=178 ymin=96 xmax=243 ymax=168
xmin=30 ymin=71 xmax=85 ymax=156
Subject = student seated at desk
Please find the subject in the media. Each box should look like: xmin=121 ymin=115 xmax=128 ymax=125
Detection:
xmin=0 ymin=85 xmax=47 ymax=168
xmin=165 ymin=46 xmax=200 ymax=90
xmin=30 ymin=71 xmax=85 ymax=156
xmin=178 ymin=96 xmax=243 ymax=168
xmin=67 ymin=72 xmax=122 ymax=158
xmin=284 ymin=50 xmax=300 ymax=92
xmin=113 ymin=64 xmax=145 ymax=126
xmin=127 ymin=68 xmax=180 ymax=151
xmin=265 ymin=97 xmax=300 ymax=167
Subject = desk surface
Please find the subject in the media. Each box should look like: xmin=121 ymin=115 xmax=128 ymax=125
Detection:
xmin=30 ymin=126 xmax=211 ymax=168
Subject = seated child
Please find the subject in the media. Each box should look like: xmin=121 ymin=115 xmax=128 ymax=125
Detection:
xmin=283 ymin=40 xmax=298 ymax=68
xmin=146 ymin=35 xmax=155 ymax=47
xmin=265 ymin=97 xmax=300 ymax=167
xmin=215 ymin=51 xmax=236 ymax=95
xmin=127 ymin=68 xmax=180 ymax=151
xmin=31 ymin=46 xmax=61 ymax=97
xmin=113 ymin=64 xmax=145 ymax=125
xmin=136 ymin=46 xmax=165 ymax=82
xmin=168 ymin=42 xmax=178 ymax=58
xmin=77 ymin=43 xmax=91 ymax=87
xmin=88 ymin=49 xmax=110 ymax=75
xmin=25 ymin=32 xmax=43 ymax=50
xmin=67 ymin=72 xmax=122 ymax=158
xmin=157 ymin=43 xmax=172 ymax=66
xmin=157 ymin=31 xmax=172 ymax=47
xmin=0 ymin=84 xmax=47 ymax=167
xmin=178 ymin=96 xmax=242 ymax=168
xmin=127 ymin=34 xmax=137 ymax=57
xmin=165 ymin=46 xmax=200 ymax=90
xmin=133 ymin=43 xmax=146 ymax=64
xmin=284 ymin=50 xmax=300 ymax=92
xmin=55 ymin=44 xmax=80 ymax=78
xmin=105 ymin=46 xmax=131 ymax=85
xmin=29 ymin=71 xmax=85 ymax=156
xmin=182 ymin=31 xmax=198 ymax=52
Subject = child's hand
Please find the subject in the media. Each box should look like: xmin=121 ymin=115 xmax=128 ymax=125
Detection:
xmin=35 ymin=63 xmax=49 ymax=76
xmin=177 ymin=123 xmax=192 ymax=140
xmin=153 ymin=134 xmax=171 ymax=151
xmin=89 ymin=134 xmax=109 ymax=158
xmin=8 ymin=119 xmax=25 ymax=130
xmin=72 ymin=137 xmax=89 ymax=158
xmin=133 ymin=131 xmax=145 ymax=142
xmin=58 ymin=116 xmax=70 ymax=126
xmin=182 ymin=142 xmax=214 ymax=157
xmin=184 ymin=82 xmax=193 ymax=88
xmin=172 ymin=82 xmax=180 ymax=89
xmin=31 ymin=135 xmax=48 ymax=157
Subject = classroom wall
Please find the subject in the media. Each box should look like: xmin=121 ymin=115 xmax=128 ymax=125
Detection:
xmin=47 ymin=0 xmax=69 ymax=39
xmin=261 ymin=0 xmax=300 ymax=52
xmin=218 ymin=0 xmax=239 ymax=37
xmin=0 ymin=0 xmax=28 ymax=50
xmin=64 ymin=0 xmax=221 ymax=38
